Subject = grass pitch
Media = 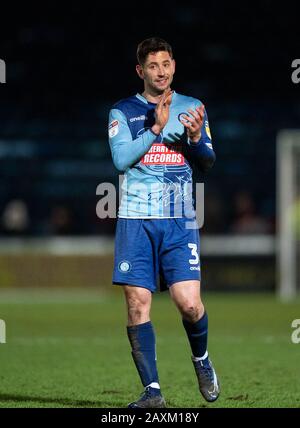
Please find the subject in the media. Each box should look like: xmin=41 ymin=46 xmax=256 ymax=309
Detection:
xmin=0 ymin=288 xmax=299 ymax=408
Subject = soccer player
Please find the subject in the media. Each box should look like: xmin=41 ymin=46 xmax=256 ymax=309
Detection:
xmin=108 ymin=37 xmax=220 ymax=408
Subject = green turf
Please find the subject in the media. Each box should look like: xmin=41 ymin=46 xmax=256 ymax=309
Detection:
xmin=0 ymin=288 xmax=299 ymax=408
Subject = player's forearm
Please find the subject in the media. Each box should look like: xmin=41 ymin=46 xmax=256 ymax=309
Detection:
xmin=188 ymin=139 xmax=216 ymax=172
xmin=111 ymin=129 xmax=157 ymax=171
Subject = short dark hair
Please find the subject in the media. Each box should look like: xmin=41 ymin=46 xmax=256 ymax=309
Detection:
xmin=137 ymin=37 xmax=173 ymax=66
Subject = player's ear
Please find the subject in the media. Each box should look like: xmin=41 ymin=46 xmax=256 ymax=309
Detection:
xmin=136 ymin=64 xmax=144 ymax=80
xmin=172 ymin=58 xmax=176 ymax=73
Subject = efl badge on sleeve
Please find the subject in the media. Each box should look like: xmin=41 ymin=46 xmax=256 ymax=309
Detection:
xmin=109 ymin=120 xmax=119 ymax=138
xmin=205 ymin=120 xmax=212 ymax=140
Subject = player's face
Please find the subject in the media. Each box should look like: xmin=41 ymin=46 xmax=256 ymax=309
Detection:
xmin=136 ymin=51 xmax=175 ymax=94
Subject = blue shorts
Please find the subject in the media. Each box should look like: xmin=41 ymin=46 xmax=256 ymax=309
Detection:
xmin=113 ymin=218 xmax=201 ymax=293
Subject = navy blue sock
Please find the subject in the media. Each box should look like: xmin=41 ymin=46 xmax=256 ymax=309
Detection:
xmin=182 ymin=311 xmax=208 ymax=358
xmin=127 ymin=321 xmax=159 ymax=388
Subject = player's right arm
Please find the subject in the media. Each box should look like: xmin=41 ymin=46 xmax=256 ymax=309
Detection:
xmin=108 ymin=108 xmax=157 ymax=172
xmin=108 ymin=89 xmax=173 ymax=172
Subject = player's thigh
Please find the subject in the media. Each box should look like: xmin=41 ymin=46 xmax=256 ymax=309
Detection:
xmin=160 ymin=218 xmax=201 ymax=287
xmin=113 ymin=219 xmax=157 ymax=292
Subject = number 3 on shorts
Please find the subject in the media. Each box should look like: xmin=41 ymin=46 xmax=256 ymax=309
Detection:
xmin=188 ymin=243 xmax=199 ymax=265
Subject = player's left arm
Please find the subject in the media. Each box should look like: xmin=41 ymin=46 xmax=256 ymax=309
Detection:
xmin=180 ymin=104 xmax=216 ymax=172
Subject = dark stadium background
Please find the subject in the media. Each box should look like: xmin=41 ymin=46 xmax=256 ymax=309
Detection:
xmin=0 ymin=1 xmax=298 ymax=231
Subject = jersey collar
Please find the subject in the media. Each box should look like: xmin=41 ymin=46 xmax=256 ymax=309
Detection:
xmin=135 ymin=91 xmax=176 ymax=105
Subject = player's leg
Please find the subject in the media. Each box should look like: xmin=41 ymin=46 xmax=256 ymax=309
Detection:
xmin=160 ymin=218 xmax=219 ymax=402
xmin=169 ymin=280 xmax=220 ymax=402
xmin=112 ymin=218 xmax=166 ymax=407
xmin=124 ymin=285 xmax=166 ymax=408
xmin=169 ymin=279 xmax=206 ymax=354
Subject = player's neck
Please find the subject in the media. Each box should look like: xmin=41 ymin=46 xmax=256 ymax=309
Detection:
xmin=142 ymin=88 xmax=169 ymax=104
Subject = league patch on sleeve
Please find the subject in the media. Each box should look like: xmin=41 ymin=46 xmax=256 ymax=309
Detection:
xmin=109 ymin=120 xmax=119 ymax=138
xmin=205 ymin=120 xmax=212 ymax=140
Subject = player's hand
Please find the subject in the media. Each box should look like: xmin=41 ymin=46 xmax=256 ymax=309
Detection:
xmin=151 ymin=89 xmax=173 ymax=135
xmin=180 ymin=105 xmax=205 ymax=143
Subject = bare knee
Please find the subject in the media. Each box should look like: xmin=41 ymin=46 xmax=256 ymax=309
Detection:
xmin=180 ymin=301 xmax=205 ymax=323
xmin=124 ymin=286 xmax=152 ymax=326
xmin=169 ymin=281 xmax=205 ymax=323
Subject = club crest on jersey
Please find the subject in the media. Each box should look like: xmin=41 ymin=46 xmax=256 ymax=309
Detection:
xmin=141 ymin=143 xmax=185 ymax=165
xmin=109 ymin=120 xmax=119 ymax=138
xmin=178 ymin=112 xmax=188 ymax=123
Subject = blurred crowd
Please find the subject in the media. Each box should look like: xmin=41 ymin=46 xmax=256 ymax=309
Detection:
xmin=0 ymin=190 xmax=275 ymax=236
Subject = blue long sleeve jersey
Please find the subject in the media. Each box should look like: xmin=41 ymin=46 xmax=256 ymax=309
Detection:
xmin=108 ymin=91 xmax=216 ymax=218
